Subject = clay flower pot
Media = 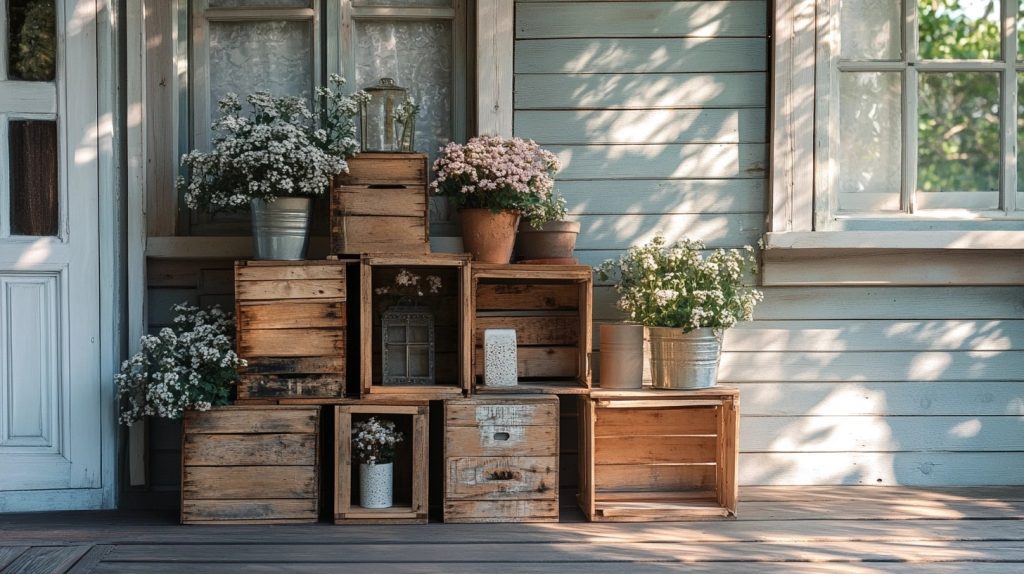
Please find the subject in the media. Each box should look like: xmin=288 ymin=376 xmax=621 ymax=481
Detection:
xmin=460 ymin=208 xmax=520 ymax=264
xmin=515 ymin=220 xmax=581 ymax=262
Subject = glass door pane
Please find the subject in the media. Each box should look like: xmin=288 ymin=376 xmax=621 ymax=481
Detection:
xmin=6 ymin=0 xmax=57 ymax=81
xmin=8 ymin=119 xmax=59 ymax=236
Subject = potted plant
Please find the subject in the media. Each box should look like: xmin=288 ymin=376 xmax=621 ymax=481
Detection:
xmin=597 ymin=236 xmax=762 ymax=389
xmin=513 ymin=190 xmax=581 ymax=263
xmin=116 ymin=304 xmax=245 ymax=425
xmin=352 ymin=416 xmax=405 ymax=509
xmin=432 ymin=135 xmax=561 ymax=263
xmin=178 ymin=75 xmax=367 ymax=260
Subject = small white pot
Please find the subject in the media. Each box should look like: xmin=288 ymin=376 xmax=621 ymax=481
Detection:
xmin=360 ymin=462 xmax=394 ymax=509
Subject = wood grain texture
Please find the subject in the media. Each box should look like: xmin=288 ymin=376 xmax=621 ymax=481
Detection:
xmin=443 ymin=499 xmax=559 ymax=523
xmin=335 ymin=153 xmax=426 ymax=186
xmin=239 ymin=328 xmax=345 ymax=358
xmin=475 ymin=316 xmax=579 ymax=346
xmin=238 ymin=302 xmax=345 ymax=330
xmin=475 ymin=283 xmax=579 ymax=311
xmin=595 ymin=405 xmax=718 ymax=436
xmin=235 ymin=280 xmax=346 ymax=302
xmin=594 ymin=464 xmax=717 ymax=493
xmin=183 ymin=433 xmax=317 ymax=467
xmin=446 ymin=456 xmax=558 ymax=500
xmin=182 ymin=466 xmax=317 ymax=499
xmin=473 ymin=346 xmax=579 ymax=378
xmin=237 ymin=375 xmax=344 ymax=399
xmin=595 ymin=435 xmax=717 ymax=465
xmin=446 ymin=399 xmax=560 ymax=427
xmin=183 ymin=407 xmax=318 ymax=434
xmin=559 ymin=179 xmax=766 ymax=215
xmin=446 ymin=425 xmax=558 ymax=458
xmin=0 ymin=545 xmax=89 ymax=574
xmin=180 ymin=499 xmax=317 ymax=524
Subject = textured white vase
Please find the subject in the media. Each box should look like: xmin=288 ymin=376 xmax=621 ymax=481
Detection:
xmin=360 ymin=462 xmax=394 ymax=509
xmin=483 ymin=328 xmax=518 ymax=386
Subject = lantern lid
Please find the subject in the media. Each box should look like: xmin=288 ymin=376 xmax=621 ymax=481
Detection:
xmin=364 ymin=77 xmax=407 ymax=96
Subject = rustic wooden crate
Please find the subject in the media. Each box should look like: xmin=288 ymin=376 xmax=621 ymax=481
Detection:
xmin=471 ymin=264 xmax=593 ymax=394
xmin=360 ymin=253 xmax=472 ymax=398
xmin=579 ymin=388 xmax=739 ymax=522
xmin=443 ymin=395 xmax=559 ymax=523
xmin=334 ymin=401 xmax=429 ymax=524
xmin=181 ymin=405 xmax=320 ymax=524
xmin=331 ymin=153 xmax=430 ymax=256
xmin=235 ymin=260 xmax=347 ymax=399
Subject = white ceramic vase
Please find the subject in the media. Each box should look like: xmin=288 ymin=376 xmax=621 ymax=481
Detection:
xmin=360 ymin=462 xmax=394 ymax=509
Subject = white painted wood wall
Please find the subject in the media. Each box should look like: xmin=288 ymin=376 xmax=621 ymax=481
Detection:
xmin=513 ymin=0 xmax=1024 ymax=486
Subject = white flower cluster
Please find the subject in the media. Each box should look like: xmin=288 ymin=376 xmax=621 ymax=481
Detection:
xmin=179 ymin=75 xmax=368 ymax=212
xmin=596 ymin=236 xmax=763 ymax=331
xmin=431 ymin=135 xmax=566 ymax=227
xmin=116 ymin=304 xmax=246 ymax=425
xmin=352 ymin=416 xmax=404 ymax=465
xmin=374 ymin=268 xmax=442 ymax=298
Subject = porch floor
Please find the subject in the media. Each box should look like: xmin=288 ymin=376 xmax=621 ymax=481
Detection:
xmin=1 ymin=486 xmax=1022 ymax=573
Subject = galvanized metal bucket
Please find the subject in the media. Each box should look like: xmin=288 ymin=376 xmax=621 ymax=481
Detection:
xmin=648 ymin=326 xmax=722 ymax=389
xmin=251 ymin=197 xmax=311 ymax=260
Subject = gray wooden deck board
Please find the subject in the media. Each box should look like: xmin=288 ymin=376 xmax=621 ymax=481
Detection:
xmin=1 ymin=487 xmax=1021 ymax=573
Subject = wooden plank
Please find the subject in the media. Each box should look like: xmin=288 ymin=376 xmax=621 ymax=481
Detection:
xmin=550 ymin=143 xmax=766 ymax=180
xmin=595 ymin=405 xmax=717 ymax=436
xmin=517 ymin=109 xmax=766 ymax=145
xmin=719 ymin=351 xmax=1024 ymax=382
xmin=144 ymin=0 xmax=177 ymax=236
xmin=182 ymin=466 xmax=317 ymax=499
xmin=595 ymin=464 xmax=716 ymax=493
xmin=515 ymin=72 xmax=768 ymax=110
xmin=66 ymin=545 xmax=114 ymax=574
xmin=238 ymin=302 xmax=345 ymax=330
xmin=446 ymin=456 xmax=557 ymax=500
xmin=335 ymin=216 xmax=428 ymax=245
xmin=475 ymin=283 xmax=579 ymax=310
xmin=473 ymin=346 xmax=579 ymax=378
xmin=477 ymin=0 xmax=514 ymax=136
xmin=0 ymin=545 xmax=90 ymax=574
xmin=741 ymin=485 xmax=1024 ymax=503
xmin=446 ymin=399 xmax=559 ymax=427
xmin=515 ymin=38 xmax=768 ymax=74
xmin=333 ymin=187 xmax=426 ymax=216
xmin=238 ymin=375 xmax=344 ymax=399
xmin=446 ymin=425 xmax=558 ymax=458
xmin=595 ymin=435 xmax=717 ymax=465
xmin=183 ymin=407 xmax=318 ymax=434
xmin=181 ymin=499 xmax=317 ymax=523
xmin=183 ymin=434 xmax=317 ymax=466
xmin=475 ymin=316 xmax=579 ymax=346
xmin=718 ymin=397 xmax=739 ymax=514
xmin=755 ymin=286 xmax=1024 ymax=320
xmin=0 ymin=547 xmax=28 ymax=570
xmin=516 ymin=1 xmax=767 ymax=38
xmin=559 ymin=179 xmax=766 ymax=216
xmin=235 ymin=263 xmax=346 ymax=282
xmin=239 ymin=328 xmax=345 ymax=358
xmin=242 ymin=356 xmax=346 ymax=375
xmin=574 ymin=213 xmax=764 ymax=250
xmin=443 ymin=500 xmax=559 ymax=523
xmin=336 ymin=153 xmax=426 ymax=185
xmin=235 ymin=280 xmax=346 ymax=302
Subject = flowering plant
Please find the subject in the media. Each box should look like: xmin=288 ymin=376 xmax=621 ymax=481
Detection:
xmin=431 ymin=135 xmax=566 ymax=227
xmin=374 ymin=268 xmax=443 ymax=299
xmin=352 ymin=417 xmax=404 ymax=464
xmin=179 ymin=75 xmax=368 ymax=212
xmin=596 ymin=236 xmax=763 ymax=332
xmin=116 ymin=304 xmax=246 ymax=425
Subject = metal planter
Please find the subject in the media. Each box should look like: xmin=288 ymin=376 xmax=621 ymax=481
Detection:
xmin=647 ymin=326 xmax=722 ymax=389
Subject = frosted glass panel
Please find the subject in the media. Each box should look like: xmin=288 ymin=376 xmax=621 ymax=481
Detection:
xmin=355 ymin=20 xmax=453 ymax=162
xmin=209 ymin=0 xmax=310 ymax=7
xmin=838 ymin=72 xmax=902 ymax=212
xmin=355 ymin=0 xmax=451 ymax=6
xmin=840 ymin=0 xmax=901 ymax=60
xmin=919 ymin=0 xmax=1000 ymax=60
xmin=208 ymin=20 xmax=313 ymax=124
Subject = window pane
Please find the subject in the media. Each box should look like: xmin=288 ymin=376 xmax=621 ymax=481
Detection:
xmin=355 ymin=20 xmax=453 ymax=165
xmin=1017 ymin=73 xmax=1024 ymax=208
xmin=8 ymin=120 xmax=59 ymax=236
xmin=208 ymin=0 xmax=310 ymax=7
xmin=208 ymin=20 xmax=313 ymax=125
xmin=840 ymin=0 xmax=902 ymax=60
xmin=838 ymin=72 xmax=903 ymax=212
xmin=917 ymin=72 xmax=999 ymax=208
xmin=6 ymin=0 xmax=57 ymax=81
xmin=919 ymin=0 xmax=1000 ymax=60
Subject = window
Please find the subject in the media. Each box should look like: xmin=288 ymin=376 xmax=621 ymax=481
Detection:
xmin=815 ymin=0 xmax=1024 ymax=230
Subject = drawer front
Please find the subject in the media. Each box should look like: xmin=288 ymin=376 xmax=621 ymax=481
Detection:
xmin=446 ymin=456 xmax=557 ymax=501
xmin=446 ymin=400 xmax=558 ymax=427
xmin=446 ymin=424 xmax=556 ymax=458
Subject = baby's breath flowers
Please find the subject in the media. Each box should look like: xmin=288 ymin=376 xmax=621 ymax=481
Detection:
xmin=116 ymin=304 xmax=245 ymax=425
xmin=431 ymin=135 xmax=566 ymax=228
xmin=179 ymin=75 xmax=368 ymax=212
xmin=352 ymin=417 xmax=404 ymax=465
xmin=596 ymin=236 xmax=763 ymax=332
xmin=374 ymin=268 xmax=442 ymax=299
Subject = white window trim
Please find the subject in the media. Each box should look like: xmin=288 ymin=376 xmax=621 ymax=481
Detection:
xmin=770 ymin=0 xmax=1024 ymax=251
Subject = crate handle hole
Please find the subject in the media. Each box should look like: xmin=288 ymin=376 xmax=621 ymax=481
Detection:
xmin=493 ymin=432 xmax=510 ymax=441
xmin=367 ymin=184 xmax=407 ymax=189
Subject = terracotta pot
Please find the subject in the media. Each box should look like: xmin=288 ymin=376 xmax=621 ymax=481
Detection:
xmin=598 ymin=324 xmax=645 ymax=389
xmin=460 ymin=208 xmax=520 ymax=263
xmin=514 ymin=220 xmax=581 ymax=261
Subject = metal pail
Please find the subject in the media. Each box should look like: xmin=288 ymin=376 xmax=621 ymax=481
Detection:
xmin=251 ymin=197 xmax=311 ymax=260
xmin=648 ymin=326 xmax=722 ymax=389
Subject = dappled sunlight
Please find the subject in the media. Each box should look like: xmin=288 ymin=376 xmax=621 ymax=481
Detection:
xmin=14 ymin=238 xmax=55 ymax=268
xmin=948 ymin=418 xmax=982 ymax=438
xmin=907 ymin=352 xmax=954 ymax=380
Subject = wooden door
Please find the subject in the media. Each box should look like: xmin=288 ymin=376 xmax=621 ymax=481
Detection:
xmin=0 ymin=0 xmax=103 ymax=509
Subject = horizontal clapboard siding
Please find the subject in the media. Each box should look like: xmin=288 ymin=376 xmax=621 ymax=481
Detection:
xmin=515 ymin=72 xmax=768 ymax=110
xmin=516 ymin=1 xmax=767 ymax=38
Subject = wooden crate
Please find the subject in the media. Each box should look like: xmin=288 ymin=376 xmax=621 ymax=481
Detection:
xmin=181 ymin=405 xmax=320 ymax=524
xmin=334 ymin=400 xmax=429 ymax=524
xmin=331 ymin=153 xmax=430 ymax=255
xmin=579 ymin=388 xmax=739 ymax=522
xmin=471 ymin=264 xmax=592 ymax=394
xmin=360 ymin=253 xmax=472 ymax=398
xmin=235 ymin=260 xmax=347 ymax=399
xmin=443 ymin=395 xmax=559 ymax=523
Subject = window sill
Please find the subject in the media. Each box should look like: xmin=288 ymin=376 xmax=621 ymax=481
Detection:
xmin=762 ymin=231 xmax=1024 ymax=287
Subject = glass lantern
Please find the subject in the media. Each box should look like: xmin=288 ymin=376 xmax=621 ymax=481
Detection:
xmin=381 ymin=304 xmax=435 ymax=385
xmin=360 ymin=77 xmax=414 ymax=152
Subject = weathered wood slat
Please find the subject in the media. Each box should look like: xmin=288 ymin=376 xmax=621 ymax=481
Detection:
xmin=516 ymin=38 xmax=769 ymax=74
xmin=239 ymin=328 xmax=345 ymax=358
xmin=183 ymin=433 xmax=317 ymax=466
xmin=0 ymin=545 xmax=90 ymax=574
xmin=474 ymin=316 xmax=579 ymax=346
xmin=182 ymin=466 xmax=317 ymax=499
xmin=446 ymin=456 xmax=558 ymax=500
xmin=237 ymin=375 xmax=344 ymax=399
xmin=446 ymin=400 xmax=560 ymax=427
xmin=595 ymin=464 xmax=716 ymax=493
xmin=443 ymin=500 xmax=560 ymax=524
xmin=446 ymin=425 xmax=558 ymax=458
xmin=335 ymin=153 xmax=425 ymax=185
xmin=334 ymin=216 xmax=428 ymax=247
xmin=0 ymin=547 xmax=28 ymax=570
xmin=517 ymin=109 xmax=766 ymax=145
xmin=475 ymin=283 xmax=579 ymax=310
xmin=333 ymin=186 xmax=426 ymax=216
xmin=595 ymin=405 xmax=717 ymax=436
xmin=238 ymin=302 xmax=345 ymax=330
xmin=559 ymin=179 xmax=766 ymax=215
xmin=719 ymin=351 xmax=1024 ymax=382
xmin=473 ymin=346 xmax=579 ymax=378
xmin=235 ymin=263 xmax=346 ymax=282
xmin=235 ymin=280 xmax=345 ymax=302
xmin=242 ymin=356 xmax=346 ymax=375
xmin=515 ymin=72 xmax=768 ymax=110
xmin=180 ymin=499 xmax=318 ymax=523
xmin=516 ymin=1 xmax=767 ymax=38
xmin=595 ymin=435 xmax=717 ymax=465
xmin=550 ymin=143 xmax=766 ymax=180
xmin=183 ymin=408 xmax=317 ymax=434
